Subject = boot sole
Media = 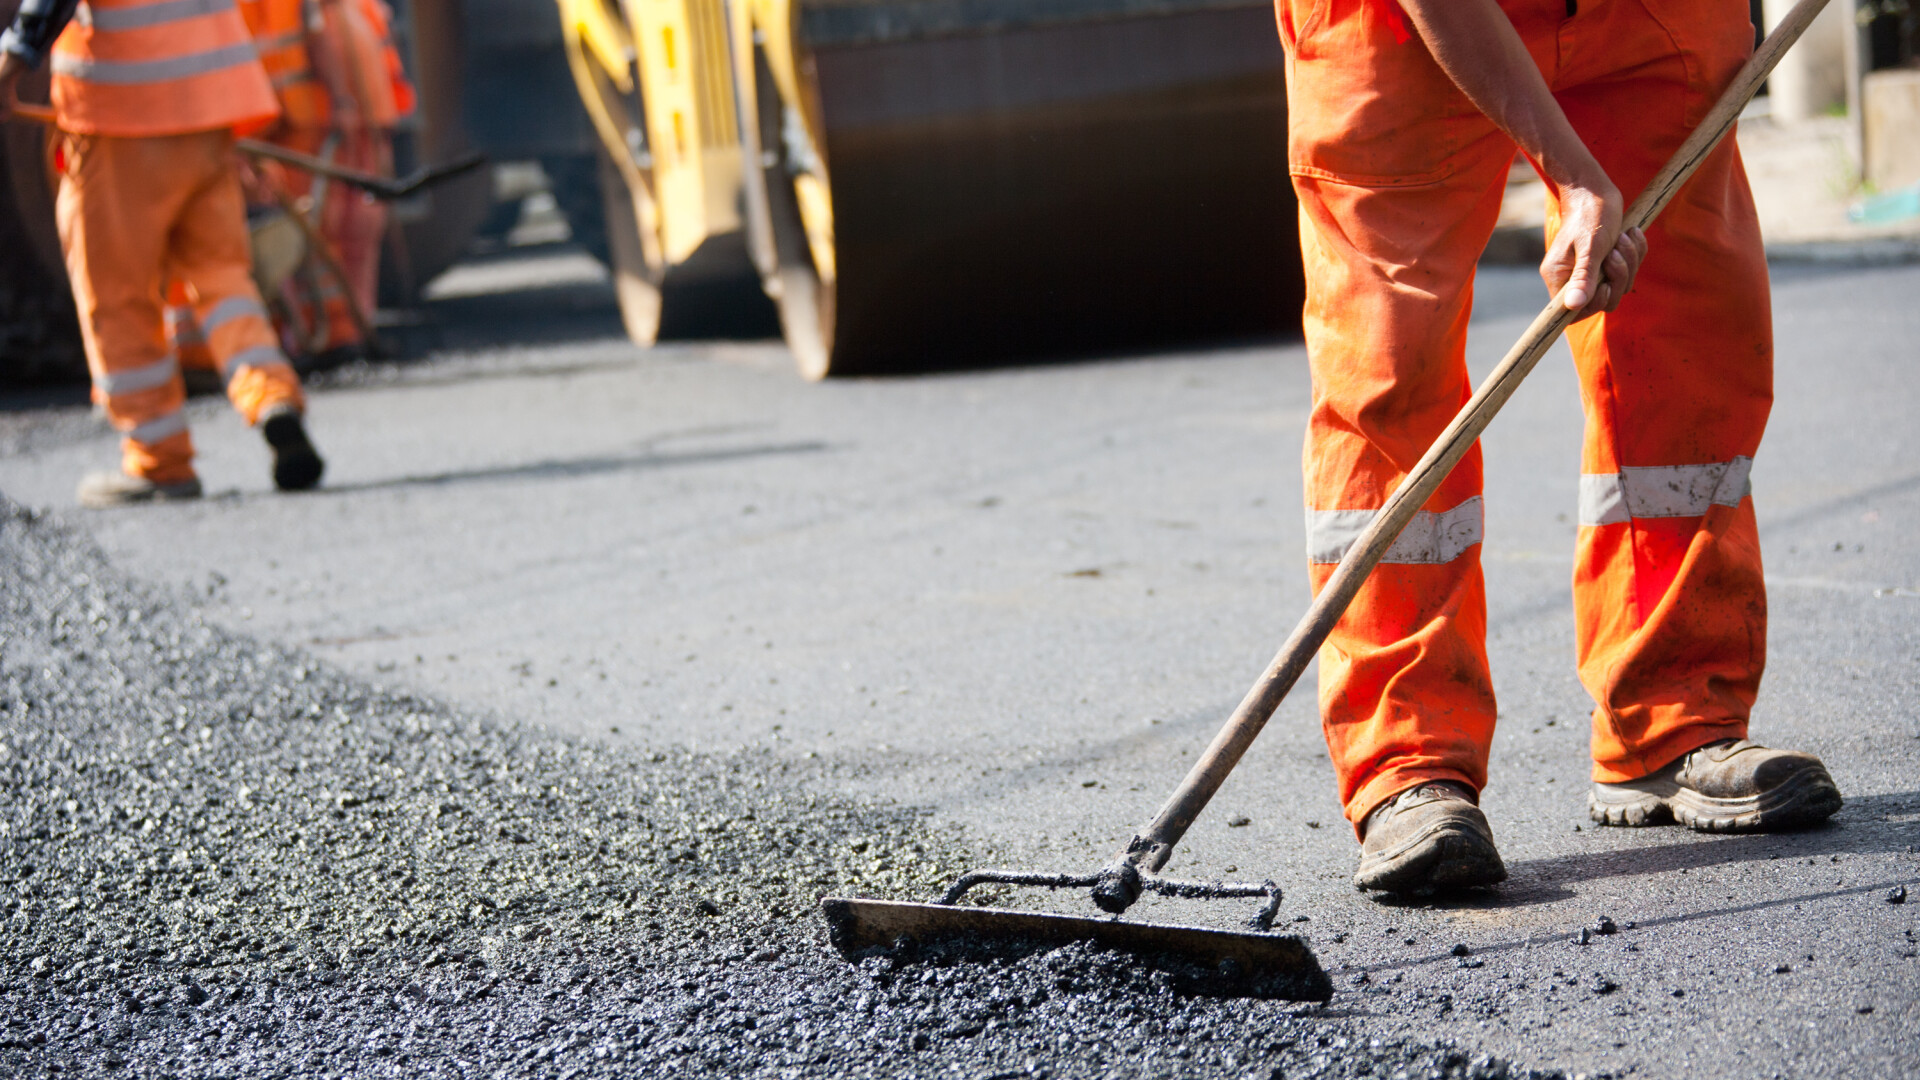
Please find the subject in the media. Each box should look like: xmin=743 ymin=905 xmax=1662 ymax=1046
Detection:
xmin=1354 ymin=821 xmax=1508 ymax=894
xmin=77 ymin=479 xmax=203 ymax=508
xmin=1589 ymin=767 xmax=1843 ymax=833
xmin=263 ymin=413 xmax=325 ymax=492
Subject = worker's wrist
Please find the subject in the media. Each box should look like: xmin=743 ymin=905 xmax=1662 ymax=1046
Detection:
xmin=1537 ymin=150 xmax=1617 ymax=208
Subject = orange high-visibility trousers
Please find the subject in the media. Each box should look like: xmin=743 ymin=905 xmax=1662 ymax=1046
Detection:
xmin=57 ymin=130 xmax=305 ymax=484
xmin=1277 ymin=0 xmax=1772 ymax=827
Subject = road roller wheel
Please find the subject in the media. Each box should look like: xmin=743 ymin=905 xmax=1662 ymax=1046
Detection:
xmin=0 ymin=106 xmax=85 ymax=384
xmin=597 ymin=148 xmax=666 ymax=346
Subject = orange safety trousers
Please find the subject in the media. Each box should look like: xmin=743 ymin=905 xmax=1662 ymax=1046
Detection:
xmin=57 ymin=129 xmax=305 ymax=484
xmin=167 ymin=127 xmax=387 ymax=362
xmin=1277 ymin=0 xmax=1772 ymax=828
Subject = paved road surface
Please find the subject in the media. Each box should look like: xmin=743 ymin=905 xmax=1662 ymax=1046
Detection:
xmin=1 ymin=249 xmax=1915 ymax=1078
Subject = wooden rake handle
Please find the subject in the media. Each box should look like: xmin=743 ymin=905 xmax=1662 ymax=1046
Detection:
xmin=1112 ymin=0 xmax=1835 ymax=880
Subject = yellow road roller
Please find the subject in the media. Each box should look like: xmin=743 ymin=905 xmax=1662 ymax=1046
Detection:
xmin=558 ymin=0 xmax=1302 ymax=378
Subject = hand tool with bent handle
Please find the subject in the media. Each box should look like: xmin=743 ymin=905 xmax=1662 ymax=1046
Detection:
xmin=826 ymin=0 xmax=1831 ymax=993
xmin=5 ymin=102 xmax=484 ymax=201
xmin=850 ymin=0 xmax=1822 ymax=989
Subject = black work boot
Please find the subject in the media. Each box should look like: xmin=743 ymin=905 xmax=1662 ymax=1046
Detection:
xmin=261 ymin=406 xmax=325 ymax=492
xmin=1589 ymin=739 xmax=1842 ymax=832
xmin=1354 ymin=781 xmax=1506 ymax=895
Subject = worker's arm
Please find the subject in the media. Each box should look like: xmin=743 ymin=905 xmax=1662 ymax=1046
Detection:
xmin=1395 ymin=0 xmax=1647 ymax=319
xmin=0 ymin=0 xmax=82 ymax=120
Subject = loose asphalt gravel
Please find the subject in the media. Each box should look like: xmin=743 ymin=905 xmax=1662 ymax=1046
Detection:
xmin=3 ymin=256 xmax=1918 ymax=1079
xmin=0 ymin=499 xmax=1564 ymax=1079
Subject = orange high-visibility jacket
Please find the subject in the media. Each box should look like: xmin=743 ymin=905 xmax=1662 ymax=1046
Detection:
xmin=238 ymin=0 xmax=329 ymax=127
xmin=316 ymin=0 xmax=414 ymax=127
xmin=50 ymin=0 xmax=279 ymax=137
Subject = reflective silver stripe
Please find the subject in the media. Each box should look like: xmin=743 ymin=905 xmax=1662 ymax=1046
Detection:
xmin=95 ymin=355 xmax=179 ymax=396
xmin=52 ymin=40 xmax=258 ymax=85
xmin=200 ymin=296 xmax=265 ymax=335
xmin=252 ymin=28 xmax=305 ymax=54
xmin=126 ymin=410 xmax=188 ymax=444
xmin=1578 ymin=457 xmax=1753 ymax=526
xmin=1306 ymin=496 xmax=1484 ymax=566
xmin=220 ymin=344 xmax=289 ymax=380
xmin=84 ymin=0 xmax=229 ymax=31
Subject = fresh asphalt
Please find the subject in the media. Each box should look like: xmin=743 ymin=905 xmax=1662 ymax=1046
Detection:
xmin=1 ymin=249 xmax=1915 ymax=1078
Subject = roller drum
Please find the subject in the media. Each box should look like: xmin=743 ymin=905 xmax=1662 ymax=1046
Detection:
xmin=776 ymin=0 xmax=1303 ymax=373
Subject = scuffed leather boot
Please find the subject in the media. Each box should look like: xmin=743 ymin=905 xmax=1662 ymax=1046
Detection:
xmin=1589 ymin=739 xmax=1842 ymax=832
xmin=1354 ymin=781 xmax=1507 ymax=894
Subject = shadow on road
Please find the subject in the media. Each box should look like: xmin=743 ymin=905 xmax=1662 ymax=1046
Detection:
xmin=1758 ymin=470 xmax=1920 ymax=536
xmin=0 ymin=384 xmax=91 ymax=413
xmin=1355 ymin=874 xmax=1917 ymax=978
xmin=311 ymin=440 xmax=833 ymax=495
xmin=1362 ymin=789 xmax=1920 ymax=910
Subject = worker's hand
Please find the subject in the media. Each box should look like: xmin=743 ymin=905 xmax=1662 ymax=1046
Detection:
xmin=1541 ymin=180 xmax=1647 ymax=322
xmin=0 ymin=51 xmax=25 ymax=123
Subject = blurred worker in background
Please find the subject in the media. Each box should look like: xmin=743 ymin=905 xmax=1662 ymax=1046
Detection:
xmin=169 ymin=0 xmax=414 ymax=375
xmin=1278 ymin=0 xmax=1841 ymax=895
xmin=245 ymin=0 xmax=413 ymax=367
xmin=0 ymin=0 xmax=325 ymax=505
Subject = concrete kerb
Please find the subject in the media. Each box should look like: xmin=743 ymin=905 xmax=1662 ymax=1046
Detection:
xmin=1765 ymin=235 xmax=1920 ymax=265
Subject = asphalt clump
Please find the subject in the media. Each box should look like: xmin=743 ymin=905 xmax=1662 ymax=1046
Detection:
xmin=0 ymin=499 xmax=1558 ymax=1078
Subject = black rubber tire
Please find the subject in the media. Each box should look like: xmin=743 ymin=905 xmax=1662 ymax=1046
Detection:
xmin=0 ymin=118 xmax=86 ymax=386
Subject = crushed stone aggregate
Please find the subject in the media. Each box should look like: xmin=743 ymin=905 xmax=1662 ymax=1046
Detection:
xmin=0 ymin=501 xmax=1576 ymax=1077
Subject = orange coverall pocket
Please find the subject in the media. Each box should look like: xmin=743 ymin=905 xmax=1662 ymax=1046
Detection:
xmin=1284 ymin=0 xmax=1486 ymax=189
xmin=1629 ymin=0 xmax=1758 ymax=126
xmin=1275 ymin=0 xmax=1329 ymax=53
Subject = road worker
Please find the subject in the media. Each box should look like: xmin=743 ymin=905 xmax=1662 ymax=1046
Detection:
xmin=161 ymin=0 xmax=412 ymax=375
xmin=0 ymin=0 xmax=324 ymax=505
xmin=1278 ymin=0 xmax=1842 ymax=893
xmin=241 ymin=0 xmax=413 ymax=366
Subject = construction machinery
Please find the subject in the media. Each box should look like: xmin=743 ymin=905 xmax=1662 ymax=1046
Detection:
xmin=559 ymin=0 xmax=1305 ymax=377
xmin=0 ymin=0 xmax=582 ymax=383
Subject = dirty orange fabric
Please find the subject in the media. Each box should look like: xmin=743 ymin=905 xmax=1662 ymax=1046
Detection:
xmin=322 ymin=0 xmax=415 ymax=126
xmin=1276 ymin=0 xmax=1771 ymax=828
xmin=165 ymin=282 xmax=220 ymax=373
xmin=263 ymin=126 xmax=386 ymax=352
xmin=239 ymin=0 xmax=332 ymax=130
xmin=57 ymin=130 xmax=305 ymax=483
xmin=237 ymin=0 xmax=412 ymax=354
xmin=49 ymin=0 xmax=278 ymax=137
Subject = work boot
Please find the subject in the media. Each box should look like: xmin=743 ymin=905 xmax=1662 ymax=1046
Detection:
xmin=76 ymin=471 xmax=203 ymax=508
xmin=261 ymin=406 xmax=324 ymax=492
xmin=1589 ymin=739 xmax=1842 ymax=832
xmin=1354 ymin=781 xmax=1507 ymax=894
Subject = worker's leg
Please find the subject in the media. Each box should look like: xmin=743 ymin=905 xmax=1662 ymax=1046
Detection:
xmin=164 ymin=281 xmax=220 ymax=376
xmin=1282 ymin=0 xmax=1516 ymax=830
xmin=164 ymin=131 xmax=307 ymax=428
xmin=1548 ymin=0 xmax=1772 ymax=783
xmin=313 ymin=128 xmax=384 ymax=353
xmin=257 ymin=127 xmax=342 ymax=357
xmin=55 ymin=134 xmax=197 ymax=486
